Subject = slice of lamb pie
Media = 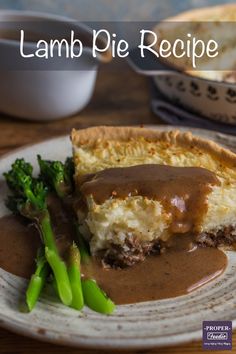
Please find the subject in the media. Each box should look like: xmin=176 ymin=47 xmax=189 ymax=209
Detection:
xmin=71 ymin=126 xmax=236 ymax=267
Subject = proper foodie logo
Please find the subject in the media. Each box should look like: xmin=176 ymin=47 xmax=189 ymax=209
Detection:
xmin=202 ymin=321 xmax=232 ymax=350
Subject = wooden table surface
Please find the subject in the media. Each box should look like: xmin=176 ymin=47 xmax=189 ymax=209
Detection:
xmin=0 ymin=62 xmax=233 ymax=354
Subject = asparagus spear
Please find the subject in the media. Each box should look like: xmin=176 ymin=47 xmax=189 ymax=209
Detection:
xmin=38 ymin=155 xmax=116 ymax=314
xmin=26 ymin=248 xmax=49 ymax=312
xmin=4 ymin=158 xmax=72 ymax=307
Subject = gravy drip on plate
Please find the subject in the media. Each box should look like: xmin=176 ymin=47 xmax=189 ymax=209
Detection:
xmin=83 ymin=234 xmax=227 ymax=304
xmin=0 ymin=212 xmax=227 ymax=304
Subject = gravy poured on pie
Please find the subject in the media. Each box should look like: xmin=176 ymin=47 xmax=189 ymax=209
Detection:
xmin=79 ymin=164 xmax=220 ymax=234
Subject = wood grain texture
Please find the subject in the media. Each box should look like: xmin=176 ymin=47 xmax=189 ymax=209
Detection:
xmin=0 ymin=62 xmax=234 ymax=354
xmin=0 ymin=63 xmax=155 ymax=156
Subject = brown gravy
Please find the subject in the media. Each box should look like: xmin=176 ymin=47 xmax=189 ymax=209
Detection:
xmin=0 ymin=195 xmax=73 ymax=278
xmin=0 ymin=215 xmax=41 ymax=278
xmin=83 ymin=235 xmax=227 ymax=304
xmin=79 ymin=164 xmax=220 ymax=234
xmin=0 ymin=213 xmax=227 ymax=304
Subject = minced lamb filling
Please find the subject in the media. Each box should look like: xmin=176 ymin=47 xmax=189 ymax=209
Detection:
xmin=75 ymin=164 xmax=227 ymax=267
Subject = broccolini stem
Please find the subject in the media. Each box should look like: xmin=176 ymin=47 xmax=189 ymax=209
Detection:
xmin=45 ymin=247 xmax=72 ymax=306
xmin=39 ymin=211 xmax=58 ymax=254
xmin=26 ymin=250 xmax=49 ymax=312
xmin=75 ymin=224 xmax=115 ymax=314
xmin=82 ymin=279 xmax=115 ymax=315
xmin=67 ymin=243 xmax=84 ymax=310
xmin=75 ymin=223 xmax=90 ymax=265
xmin=39 ymin=210 xmax=72 ymax=306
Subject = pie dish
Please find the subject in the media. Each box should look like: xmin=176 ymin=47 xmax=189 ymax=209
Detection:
xmin=126 ymin=4 xmax=236 ymax=125
xmin=71 ymin=126 xmax=236 ymax=266
xmin=151 ymin=4 xmax=236 ymax=83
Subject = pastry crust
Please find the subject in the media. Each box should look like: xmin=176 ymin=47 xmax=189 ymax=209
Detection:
xmin=71 ymin=126 xmax=236 ymax=168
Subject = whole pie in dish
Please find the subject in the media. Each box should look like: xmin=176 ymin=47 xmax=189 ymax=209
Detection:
xmin=71 ymin=126 xmax=236 ymax=267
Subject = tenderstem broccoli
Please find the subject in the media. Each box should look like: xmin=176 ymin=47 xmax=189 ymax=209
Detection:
xmin=38 ymin=155 xmax=73 ymax=199
xmin=76 ymin=224 xmax=115 ymax=314
xmin=4 ymin=158 xmax=72 ymax=308
xmin=26 ymin=247 xmax=49 ymax=311
xmin=38 ymin=155 xmax=115 ymax=314
xmin=67 ymin=243 xmax=84 ymax=310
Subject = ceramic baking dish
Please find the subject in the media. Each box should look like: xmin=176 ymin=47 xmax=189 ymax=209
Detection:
xmin=128 ymin=4 xmax=236 ymax=125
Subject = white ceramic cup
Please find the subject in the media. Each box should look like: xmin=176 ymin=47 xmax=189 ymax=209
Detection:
xmin=0 ymin=10 xmax=111 ymax=121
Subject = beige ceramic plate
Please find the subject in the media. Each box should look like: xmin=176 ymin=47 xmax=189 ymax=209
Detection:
xmin=1 ymin=126 xmax=236 ymax=350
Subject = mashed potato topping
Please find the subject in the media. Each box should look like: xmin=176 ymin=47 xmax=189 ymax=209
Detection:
xmin=76 ymin=186 xmax=236 ymax=254
xmin=72 ymin=127 xmax=236 ymax=258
